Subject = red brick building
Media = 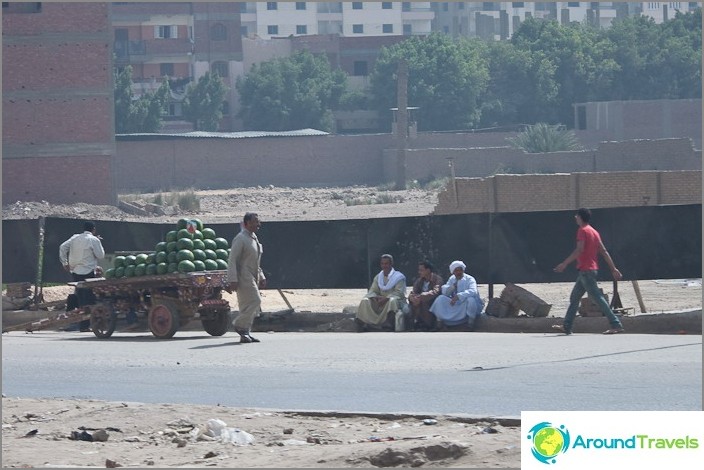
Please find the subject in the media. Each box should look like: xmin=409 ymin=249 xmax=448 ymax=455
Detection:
xmin=2 ymin=2 xmax=116 ymax=205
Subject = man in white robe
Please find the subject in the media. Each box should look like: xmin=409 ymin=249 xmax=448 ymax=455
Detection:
xmin=355 ymin=254 xmax=407 ymax=331
xmin=430 ymin=260 xmax=483 ymax=328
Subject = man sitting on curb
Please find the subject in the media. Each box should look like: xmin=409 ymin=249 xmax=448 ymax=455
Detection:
xmin=355 ymin=254 xmax=407 ymax=332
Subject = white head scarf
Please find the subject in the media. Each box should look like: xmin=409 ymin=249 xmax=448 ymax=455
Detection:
xmin=449 ymin=260 xmax=466 ymax=273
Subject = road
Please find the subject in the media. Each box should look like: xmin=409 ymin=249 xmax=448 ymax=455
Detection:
xmin=2 ymin=331 xmax=701 ymax=417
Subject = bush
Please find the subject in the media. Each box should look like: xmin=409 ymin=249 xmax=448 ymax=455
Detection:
xmin=507 ymin=123 xmax=582 ymax=153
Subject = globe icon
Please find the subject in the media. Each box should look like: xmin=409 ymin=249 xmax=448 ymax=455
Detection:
xmin=533 ymin=427 xmax=564 ymax=458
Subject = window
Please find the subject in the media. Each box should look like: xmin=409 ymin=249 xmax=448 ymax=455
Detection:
xmin=353 ymin=61 xmax=368 ymax=76
xmin=689 ymin=2 xmax=699 ymax=9
xmin=267 ymin=2 xmax=277 ymax=10
xmin=669 ymin=2 xmax=681 ymax=8
xmin=568 ymin=2 xmax=580 ymax=6
xmin=403 ymin=23 xmax=412 ymax=35
xmin=210 ymin=23 xmax=227 ymax=41
xmin=267 ymin=25 xmax=279 ymax=35
xmin=160 ymin=63 xmax=174 ymax=77
xmin=483 ymin=2 xmax=497 ymax=10
xmin=352 ymin=24 xmax=363 ymax=33
xmin=382 ymin=23 xmax=393 ymax=33
xmin=648 ymin=2 xmax=660 ymax=9
xmin=442 ymin=2 xmax=449 ymax=11
xmin=512 ymin=1 xmax=525 ymax=6
xmin=576 ymin=105 xmax=587 ymax=130
xmin=3 ymin=2 xmax=41 ymax=13
xmin=296 ymin=2 xmax=306 ymax=9
xmin=382 ymin=2 xmax=392 ymax=9
xmin=352 ymin=2 xmax=363 ymax=9
xmin=155 ymin=25 xmax=177 ymax=39
xmin=241 ymin=25 xmax=248 ymax=37
xmin=212 ymin=61 xmax=228 ymax=77
xmin=402 ymin=2 xmax=411 ymax=12
xmin=240 ymin=2 xmax=248 ymax=12
xmin=296 ymin=24 xmax=308 ymax=34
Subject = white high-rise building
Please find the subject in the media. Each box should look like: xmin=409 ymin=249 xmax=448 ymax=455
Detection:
xmin=239 ymin=1 xmax=434 ymax=39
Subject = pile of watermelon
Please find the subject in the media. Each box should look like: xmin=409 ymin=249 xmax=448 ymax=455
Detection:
xmin=103 ymin=218 xmax=231 ymax=279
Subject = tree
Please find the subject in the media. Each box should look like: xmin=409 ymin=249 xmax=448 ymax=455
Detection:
xmin=114 ymin=66 xmax=170 ymax=133
xmin=507 ymin=123 xmax=582 ymax=153
xmin=369 ymin=34 xmax=489 ymax=131
xmin=236 ymin=50 xmax=347 ymax=132
xmin=183 ymin=71 xmax=228 ymax=131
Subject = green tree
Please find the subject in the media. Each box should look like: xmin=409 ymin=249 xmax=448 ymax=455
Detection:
xmin=236 ymin=50 xmax=346 ymax=131
xmin=114 ymin=66 xmax=170 ymax=133
xmin=507 ymin=123 xmax=582 ymax=153
xmin=183 ymin=71 xmax=228 ymax=131
xmin=370 ymin=34 xmax=489 ymax=131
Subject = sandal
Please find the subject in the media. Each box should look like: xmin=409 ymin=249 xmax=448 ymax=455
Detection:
xmin=551 ymin=324 xmax=571 ymax=335
xmin=603 ymin=328 xmax=624 ymax=335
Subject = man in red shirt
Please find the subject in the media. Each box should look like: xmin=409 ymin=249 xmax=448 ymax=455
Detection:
xmin=552 ymin=208 xmax=625 ymax=335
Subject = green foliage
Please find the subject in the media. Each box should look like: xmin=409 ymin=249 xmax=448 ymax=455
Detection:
xmin=236 ymin=50 xmax=347 ymax=131
xmin=507 ymin=123 xmax=583 ymax=153
xmin=369 ymin=34 xmax=489 ymax=131
xmin=183 ymin=71 xmax=228 ymax=131
xmin=114 ymin=66 xmax=171 ymax=133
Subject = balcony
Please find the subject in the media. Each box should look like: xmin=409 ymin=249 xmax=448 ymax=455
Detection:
xmin=114 ymin=40 xmax=147 ymax=60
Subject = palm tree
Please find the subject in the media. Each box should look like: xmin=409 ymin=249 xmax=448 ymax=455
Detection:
xmin=507 ymin=123 xmax=582 ymax=153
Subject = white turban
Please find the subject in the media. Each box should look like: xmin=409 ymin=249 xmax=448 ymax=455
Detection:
xmin=449 ymin=260 xmax=466 ymax=273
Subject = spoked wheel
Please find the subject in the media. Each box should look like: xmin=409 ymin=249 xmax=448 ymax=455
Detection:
xmin=148 ymin=299 xmax=180 ymax=339
xmin=90 ymin=302 xmax=117 ymax=339
xmin=200 ymin=308 xmax=231 ymax=336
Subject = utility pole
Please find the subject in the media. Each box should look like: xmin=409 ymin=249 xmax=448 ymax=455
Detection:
xmin=395 ymin=60 xmax=408 ymax=190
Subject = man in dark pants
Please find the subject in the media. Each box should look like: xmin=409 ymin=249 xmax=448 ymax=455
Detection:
xmin=59 ymin=221 xmax=105 ymax=332
xmin=552 ymin=208 xmax=625 ymax=335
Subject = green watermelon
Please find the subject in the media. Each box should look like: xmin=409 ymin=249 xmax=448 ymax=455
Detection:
xmin=193 ymin=239 xmax=205 ymax=250
xmin=124 ymin=265 xmax=136 ymax=277
xmin=204 ymin=259 xmax=218 ymax=271
xmin=167 ymin=262 xmax=178 ymax=273
xmin=124 ymin=255 xmax=137 ymax=266
xmin=134 ymin=263 xmax=147 ymax=276
xmin=192 ymin=218 xmax=204 ymax=231
xmin=177 ymin=249 xmax=195 ymax=262
xmin=193 ymin=229 xmax=203 ymax=240
xmin=114 ymin=266 xmax=125 ymax=278
xmin=177 ymin=218 xmax=190 ymax=230
xmin=216 ymin=259 xmax=228 ymax=270
xmin=167 ymin=251 xmax=178 ymax=264
xmin=215 ymin=249 xmax=229 ymax=261
xmin=146 ymin=263 xmax=158 ymax=275
xmin=155 ymin=251 xmax=168 ymax=264
xmin=178 ymin=260 xmax=196 ymax=273
xmin=204 ymin=249 xmax=217 ymax=261
xmin=104 ymin=268 xmax=115 ymax=279
xmin=177 ymin=228 xmax=193 ymax=240
xmin=156 ymin=262 xmax=168 ymax=274
xmin=135 ymin=253 xmax=149 ymax=265
xmin=202 ymin=228 xmax=216 ymax=239
xmin=193 ymin=260 xmax=206 ymax=272
xmin=166 ymin=241 xmax=178 ymax=253
xmin=155 ymin=241 xmax=167 ymax=253
xmin=177 ymin=238 xmax=194 ymax=251
xmin=166 ymin=230 xmax=178 ymax=243
xmin=146 ymin=253 xmax=156 ymax=264
xmin=113 ymin=256 xmax=126 ymax=268
xmin=214 ymin=238 xmax=229 ymax=250
xmin=192 ymin=249 xmax=206 ymax=262
xmin=203 ymin=239 xmax=217 ymax=251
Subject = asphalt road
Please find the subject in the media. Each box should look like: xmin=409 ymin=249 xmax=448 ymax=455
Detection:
xmin=2 ymin=331 xmax=701 ymax=417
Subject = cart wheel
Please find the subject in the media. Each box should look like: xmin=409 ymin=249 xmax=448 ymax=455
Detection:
xmin=90 ymin=303 xmax=117 ymax=339
xmin=148 ymin=300 xmax=180 ymax=339
xmin=201 ymin=309 xmax=231 ymax=336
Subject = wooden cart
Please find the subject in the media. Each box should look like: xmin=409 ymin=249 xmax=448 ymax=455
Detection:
xmin=74 ymin=271 xmax=231 ymax=339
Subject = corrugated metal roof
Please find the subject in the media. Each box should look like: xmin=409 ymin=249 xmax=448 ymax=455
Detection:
xmin=116 ymin=129 xmax=329 ymax=140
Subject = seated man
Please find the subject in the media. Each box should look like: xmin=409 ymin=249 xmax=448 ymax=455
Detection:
xmin=408 ymin=261 xmax=443 ymax=331
xmin=430 ymin=260 xmax=483 ymax=329
xmin=355 ymin=254 xmax=407 ymax=332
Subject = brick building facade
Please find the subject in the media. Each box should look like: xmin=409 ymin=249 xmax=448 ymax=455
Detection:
xmin=2 ymin=2 xmax=115 ymax=205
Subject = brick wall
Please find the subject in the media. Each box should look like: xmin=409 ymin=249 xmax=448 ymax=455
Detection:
xmin=434 ymin=170 xmax=702 ymax=215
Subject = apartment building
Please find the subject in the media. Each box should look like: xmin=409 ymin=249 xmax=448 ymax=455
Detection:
xmin=239 ymin=1 xmax=433 ymax=39
xmin=432 ymin=2 xmax=701 ymax=40
xmin=2 ymin=2 xmax=116 ymax=204
xmin=111 ymin=2 xmax=243 ymax=131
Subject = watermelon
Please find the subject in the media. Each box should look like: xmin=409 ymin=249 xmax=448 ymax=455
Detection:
xmin=178 ymin=260 xmax=196 ymax=273
xmin=192 ymin=218 xmax=204 ymax=231
xmin=203 ymin=238 xmax=217 ymax=251
xmin=177 ymin=238 xmax=194 ymax=251
xmin=124 ymin=265 xmax=136 ymax=277
xmin=134 ymin=263 xmax=147 ymax=277
xmin=146 ymin=253 xmax=156 ymax=264
xmin=215 ymin=248 xmax=229 ymax=261
xmin=104 ymin=268 xmax=115 ymax=279
xmin=214 ymin=238 xmax=229 ymax=250
xmin=193 ymin=260 xmax=206 ymax=272
xmin=216 ymin=259 xmax=228 ymax=270
xmin=202 ymin=228 xmax=216 ymax=239
xmin=193 ymin=230 xmax=203 ymax=240
xmin=114 ymin=266 xmax=125 ymax=278
xmin=113 ymin=256 xmax=126 ymax=268
xmin=177 ymin=218 xmax=190 ymax=230
xmin=155 ymin=251 xmax=168 ymax=264
xmin=146 ymin=263 xmax=158 ymax=275
xmin=155 ymin=241 xmax=167 ymax=253
xmin=204 ymin=259 xmax=218 ymax=271
xmin=177 ymin=249 xmax=195 ymax=262
xmin=192 ymin=249 xmax=207 ymax=262
xmin=156 ymin=262 xmax=168 ymax=274
xmin=167 ymin=262 xmax=178 ymax=273
xmin=167 ymin=251 xmax=178 ymax=264
xmin=166 ymin=230 xmax=178 ymax=243
xmin=204 ymin=249 xmax=217 ymax=261
xmin=124 ymin=255 xmax=137 ymax=266
xmin=166 ymin=241 xmax=178 ymax=253
xmin=135 ymin=253 xmax=149 ymax=265
xmin=177 ymin=228 xmax=193 ymax=240
xmin=193 ymin=239 xmax=205 ymax=250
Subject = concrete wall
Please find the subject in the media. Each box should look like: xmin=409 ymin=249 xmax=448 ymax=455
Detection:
xmin=434 ymin=170 xmax=703 ymax=215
